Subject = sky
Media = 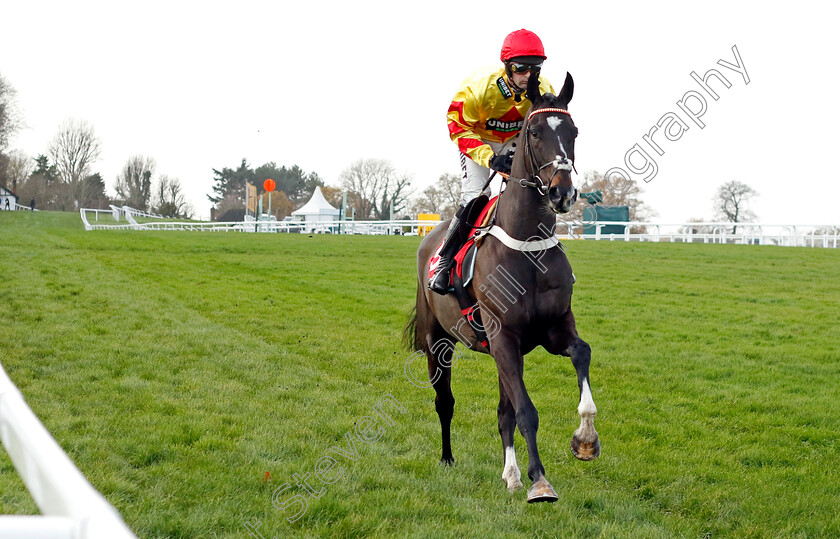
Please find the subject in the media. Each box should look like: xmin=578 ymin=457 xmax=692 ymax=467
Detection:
xmin=2 ymin=1 xmax=838 ymax=225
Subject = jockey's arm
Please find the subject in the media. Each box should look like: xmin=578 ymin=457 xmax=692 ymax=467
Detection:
xmin=447 ymin=89 xmax=494 ymax=169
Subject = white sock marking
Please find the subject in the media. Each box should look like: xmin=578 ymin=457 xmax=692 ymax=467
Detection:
xmin=578 ymin=378 xmax=597 ymax=417
xmin=501 ymin=446 xmax=521 ymax=488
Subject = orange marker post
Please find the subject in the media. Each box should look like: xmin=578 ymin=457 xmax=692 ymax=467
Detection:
xmin=263 ymin=179 xmax=276 ymax=224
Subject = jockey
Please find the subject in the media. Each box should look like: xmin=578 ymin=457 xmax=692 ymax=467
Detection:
xmin=429 ymin=28 xmax=555 ymax=295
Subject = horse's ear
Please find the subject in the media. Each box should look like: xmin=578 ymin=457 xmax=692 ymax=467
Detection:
xmin=526 ymin=73 xmax=542 ymax=103
xmin=558 ymin=72 xmax=574 ymax=106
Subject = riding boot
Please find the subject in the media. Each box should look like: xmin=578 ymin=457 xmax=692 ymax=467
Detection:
xmin=428 ymin=208 xmax=465 ymax=295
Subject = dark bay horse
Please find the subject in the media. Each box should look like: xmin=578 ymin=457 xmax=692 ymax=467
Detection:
xmin=405 ymin=73 xmax=600 ymax=502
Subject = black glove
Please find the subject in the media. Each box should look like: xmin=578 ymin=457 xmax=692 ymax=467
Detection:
xmin=489 ymin=153 xmax=513 ymax=174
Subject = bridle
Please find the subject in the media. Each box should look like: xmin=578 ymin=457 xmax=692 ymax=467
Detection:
xmin=472 ymin=106 xmax=577 ymax=245
xmin=516 ymin=107 xmax=576 ymax=196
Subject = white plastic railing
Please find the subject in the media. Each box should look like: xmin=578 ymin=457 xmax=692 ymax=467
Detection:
xmin=80 ymin=213 xmax=443 ymax=234
xmin=0 ymin=363 xmax=136 ymax=538
xmin=555 ymin=220 xmax=839 ymax=248
xmin=121 ymin=206 xmax=163 ymax=219
xmin=78 ymin=211 xmax=840 ymax=248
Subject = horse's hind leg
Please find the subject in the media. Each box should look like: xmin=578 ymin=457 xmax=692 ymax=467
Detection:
xmin=498 ymin=376 xmax=523 ymax=491
xmin=427 ymin=332 xmax=456 ymax=465
xmin=568 ymin=337 xmax=600 ymax=460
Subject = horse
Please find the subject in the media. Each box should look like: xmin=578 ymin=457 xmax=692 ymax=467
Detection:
xmin=405 ymin=72 xmax=600 ymax=503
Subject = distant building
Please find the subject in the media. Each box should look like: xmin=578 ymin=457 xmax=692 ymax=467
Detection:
xmin=0 ymin=186 xmax=18 ymax=211
xmin=215 ymin=208 xmax=246 ymax=222
xmin=290 ymin=187 xmax=340 ymax=233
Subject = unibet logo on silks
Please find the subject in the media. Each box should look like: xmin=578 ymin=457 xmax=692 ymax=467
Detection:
xmin=496 ymin=77 xmax=513 ymax=99
xmin=486 ymin=118 xmax=524 ymax=133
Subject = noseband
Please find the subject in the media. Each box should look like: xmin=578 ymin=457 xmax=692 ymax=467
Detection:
xmin=518 ymin=107 xmax=575 ymax=196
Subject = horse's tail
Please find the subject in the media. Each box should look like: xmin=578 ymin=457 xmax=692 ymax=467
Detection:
xmin=403 ymin=281 xmax=430 ymax=355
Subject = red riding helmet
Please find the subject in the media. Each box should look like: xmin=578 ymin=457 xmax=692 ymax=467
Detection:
xmin=500 ymin=29 xmax=547 ymax=62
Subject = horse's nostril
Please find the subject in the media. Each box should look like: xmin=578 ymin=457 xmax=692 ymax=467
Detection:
xmin=548 ymin=186 xmax=563 ymax=204
xmin=549 ymin=186 xmax=571 ymax=205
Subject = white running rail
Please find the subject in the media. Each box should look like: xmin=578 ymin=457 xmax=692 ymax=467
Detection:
xmin=0 ymin=363 xmax=136 ymax=538
xmin=78 ymin=210 xmax=840 ymax=248
xmin=553 ymin=220 xmax=840 ymax=248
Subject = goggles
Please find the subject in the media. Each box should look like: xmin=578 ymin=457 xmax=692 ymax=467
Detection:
xmin=508 ymin=62 xmax=542 ymax=74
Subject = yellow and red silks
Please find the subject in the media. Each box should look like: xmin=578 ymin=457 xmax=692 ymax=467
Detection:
xmin=447 ymin=67 xmax=555 ymax=168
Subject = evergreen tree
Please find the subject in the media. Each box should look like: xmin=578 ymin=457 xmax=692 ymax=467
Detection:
xmin=209 ymin=159 xmax=324 ymax=210
xmin=32 ymin=154 xmax=58 ymax=184
xmin=208 ymin=158 xmax=255 ymax=205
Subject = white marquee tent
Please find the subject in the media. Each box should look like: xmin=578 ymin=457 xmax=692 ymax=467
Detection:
xmin=290 ymin=186 xmax=340 ymax=232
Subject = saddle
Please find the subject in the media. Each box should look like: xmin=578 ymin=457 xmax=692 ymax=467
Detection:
xmin=428 ymin=195 xmax=500 ymax=351
xmin=454 ymin=195 xmax=499 ymax=285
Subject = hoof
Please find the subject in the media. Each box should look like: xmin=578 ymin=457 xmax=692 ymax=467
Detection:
xmin=503 ymin=476 xmax=523 ymax=492
xmin=571 ymin=434 xmax=601 ymax=461
xmin=440 ymin=457 xmax=455 ymax=466
xmin=526 ymin=477 xmax=558 ymax=503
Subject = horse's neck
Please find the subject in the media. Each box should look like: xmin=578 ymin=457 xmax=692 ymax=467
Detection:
xmin=496 ymin=180 xmax=555 ymax=240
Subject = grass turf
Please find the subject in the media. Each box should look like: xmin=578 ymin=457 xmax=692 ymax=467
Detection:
xmin=1 ymin=210 xmax=839 ymax=537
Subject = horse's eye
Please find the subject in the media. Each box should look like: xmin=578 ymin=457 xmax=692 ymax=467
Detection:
xmin=529 ymin=128 xmax=539 ymax=137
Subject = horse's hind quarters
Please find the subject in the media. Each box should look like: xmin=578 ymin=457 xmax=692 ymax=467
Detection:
xmin=526 ymin=476 xmax=558 ymax=503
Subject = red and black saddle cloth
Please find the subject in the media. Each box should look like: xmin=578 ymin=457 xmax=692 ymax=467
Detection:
xmin=428 ymin=195 xmax=500 ymax=351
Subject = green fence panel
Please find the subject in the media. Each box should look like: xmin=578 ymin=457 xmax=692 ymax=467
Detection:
xmin=582 ymin=205 xmax=630 ymax=235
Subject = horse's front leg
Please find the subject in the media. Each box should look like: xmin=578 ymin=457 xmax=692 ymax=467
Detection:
xmin=547 ymin=310 xmax=601 ymax=461
xmin=497 ymin=376 xmax=522 ymax=491
xmin=568 ymin=337 xmax=600 ymax=460
xmin=491 ymin=330 xmax=557 ymax=503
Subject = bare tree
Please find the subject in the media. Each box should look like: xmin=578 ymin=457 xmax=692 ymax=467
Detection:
xmin=5 ymin=149 xmax=33 ymax=193
xmin=376 ymin=170 xmax=412 ymax=219
xmin=0 ymin=73 xmax=21 ymax=153
xmin=410 ymin=173 xmax=461 ymax=220
xmin=153 ymin=175 xmax=192 ymax=218
xmin=115 ymin=155 xmax=156 ymax=210
xmin=48 ymin=119 xmax=101 ymax=185
xmin=338 ymin=158 xmax=413 ymax=220
xmin=714 ymin=180 xmax=757 ymax=233
xmin=411 ymin=183 xmax=444 ymax=216
xmin=16 ymin=174 xmax=48 ymax=209
xmin=561 ymin=170 xmax=656 ymax=233
xmin=17 ymin=155 xmax=55 ymax=208
xmin=437 ymin=172 xmax=461 ymax=211
xmin=0 ymin=74 xmax=23 ymax=190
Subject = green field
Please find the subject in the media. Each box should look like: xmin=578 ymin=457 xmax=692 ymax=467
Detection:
xmin=1 ymin=211 xmax=839 ymax=538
